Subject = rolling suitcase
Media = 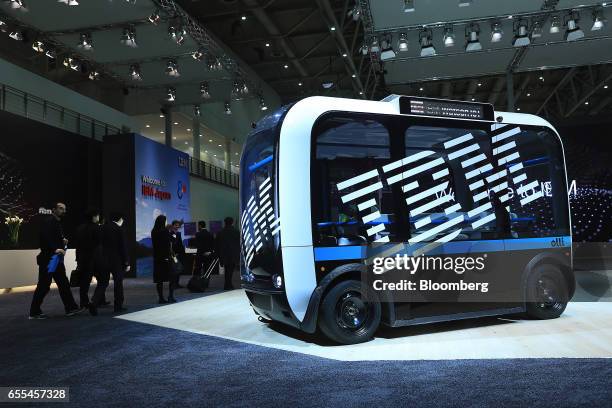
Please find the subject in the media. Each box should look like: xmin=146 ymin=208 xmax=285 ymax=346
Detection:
xmin=188 ymin=255 xmax=218 ymax=293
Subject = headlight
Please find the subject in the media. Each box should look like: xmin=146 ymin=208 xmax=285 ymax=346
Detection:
xmin=242 ymin=271 xmax=255 ymax=283
xmin=272 ymin=274 xmax=283 ymax=289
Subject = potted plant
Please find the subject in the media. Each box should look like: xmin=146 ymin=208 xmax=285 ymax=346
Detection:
xmin=4 ymin=214 xmax=24 ymax=248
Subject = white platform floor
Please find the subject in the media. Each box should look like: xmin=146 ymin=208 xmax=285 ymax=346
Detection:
xmin=117 ymin=290 xmax=612 ymax=361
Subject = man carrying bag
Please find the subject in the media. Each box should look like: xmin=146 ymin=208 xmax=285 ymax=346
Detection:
xmin=29 ymin=202 xmax=81 ymax=319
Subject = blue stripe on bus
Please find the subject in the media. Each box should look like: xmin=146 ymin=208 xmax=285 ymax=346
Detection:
xmin=313 ymin=236 xmax=571 ymax=261
xmin=247 ymin=154 xmax=273 ymax=172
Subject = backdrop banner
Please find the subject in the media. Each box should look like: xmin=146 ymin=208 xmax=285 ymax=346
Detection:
xmin=134 ymin=135 xmax=191 ymax=277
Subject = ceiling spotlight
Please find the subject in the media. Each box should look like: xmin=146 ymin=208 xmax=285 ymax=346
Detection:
xmin=265 ymin=42 xmax=270 ymax=47
xmin=398 ymin=32 xmax=409 ymax=52
xmin=380 ymin=35 xmax=396 ymax=60
xmin=330 ymin=26 xmax=336 ymax=31
xmin=165 ymin=59 xmax=180 ymax=77
xmin=166 ymin=87 xmax=176 ymax=102
xmin=370 ymin=36 xmax=380 ymax=53
xmin=491 ymin=21 xmax=503 ymax=42
xmin=539 ymin=76 xmax=544 ymax=81
xmin=592 ymin=8 xmax=606 ymax=31
xmin=403 ymin=0 xmax=415 ymax=12
xmin=550 ymin=15 xmax=561 ymax=33
xmin=207 ymin=57 xmax=223 ymax=71
xmin=120 ymin=26 xmax=137 ymax=48
xmin=224 ymin=102 xmax=232 ymax=115
xmin=241 ymin=15 xmax=247 ymax=21
xmin=465 ymin=23 xmax=482 ymax=52
xmin=351 ymin=73 xmax=356 ymax=78
xmin=512 ymin=20 xmax=530 ymax=47
xmin=360 ymin=42 xmax=369 ymax=55
xmin=443 ymin=24 xmax=455 ymax=47
xmin=298 ymin=82 xmax=303 ymax=86
xmin=531 ymin=20 xmax=543 ymax=39
xmin=63 ymin=57 xmax=80 ymax=72
xmin=6 ymin=0 xmax=27 ymax=11
xmin=32 ymin=40 xmax=45 ymax=53
xmin=88 ymin=70 xmax=100 ymax=81
xmin=259 ymin=97 xmax=268 ymax=111
xmin=200 ymin=82 xmax=211 ymax=99
xmin=0 ymin=20 xmax=7 ymax=33
xmin=58 ymin=0 xmax=79 ymax=5
xmin=8 ymin=31 xmax=24 ymax=41
xmin=419 ymin=29 xmax=436 ymax=57
xmin=194 ymin=105 xmax=201 ymax=116
xmin=148 ymin=9 xmax=161 ymax=25
xmin=77 ymin=32 xmax=93 ymax=51
xmin=192 ymin=47 xmax=205 ymax=61
xmin=168 ymin=22 xmax=187 ymax=45
xmin=283 ymin=64 xmax=289 ymax=69
xmin=129 ymin=64 xmax=143 ymax=81
xmin=342 ymin=52 xmax=347 ymax=57
xmin=349 ymin=4 xmax=361 ymax=21
xmin=565 ymin=12 xmax=584 ymax=41
xmin=45 ymin=48 xmax=56 ymax=59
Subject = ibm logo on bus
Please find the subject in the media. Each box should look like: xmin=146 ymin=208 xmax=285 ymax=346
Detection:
xmin=240 ymin=176 xmax=281 ymax=267
xmin=336 ymin=125 xmax=544 ymax=244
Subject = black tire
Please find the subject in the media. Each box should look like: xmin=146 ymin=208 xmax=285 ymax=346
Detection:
xmin=318 ymin=280 xmax=381 ymax=344
xmin=525 ymin=265 xmax=568 ymax=319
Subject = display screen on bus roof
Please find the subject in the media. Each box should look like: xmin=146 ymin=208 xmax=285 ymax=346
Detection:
xmin=399 ymin=96 xmax=495 ymax=121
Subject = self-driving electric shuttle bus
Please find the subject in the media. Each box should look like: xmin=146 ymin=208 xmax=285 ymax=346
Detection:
xmin=239 ymin=95 xmax=574 ymax=344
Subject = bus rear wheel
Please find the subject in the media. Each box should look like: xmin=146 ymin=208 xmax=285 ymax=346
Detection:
xmin=318 ymin=280 xmax=381 ymax=344
xmin=525 ymin=265 xmax=568 ymax=320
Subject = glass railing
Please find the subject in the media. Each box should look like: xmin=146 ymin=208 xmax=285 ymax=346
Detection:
xmin=0 ymin=83 xmax=121 ymax=140
xmin=189 ymin=157 xmax=239 ymax=189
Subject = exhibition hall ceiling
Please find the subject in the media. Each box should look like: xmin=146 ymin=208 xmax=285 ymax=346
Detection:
xmin=0 ymin=0 xmax=276 ymax=114
xmin=0 ymin=0 xmax=610 ymax=119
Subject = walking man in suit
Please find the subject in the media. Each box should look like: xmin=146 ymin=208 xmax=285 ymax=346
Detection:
xmin=75 ymin=208 xmax=102 ymax=309
xmin=29 ymin=202 xmax=81 ymax=319
xmin=89 ymin=212 xmax=130 ymax=315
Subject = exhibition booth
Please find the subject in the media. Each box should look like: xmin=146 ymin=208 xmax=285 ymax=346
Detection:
xmin=0 ymin=109 xmax=198 ymax=288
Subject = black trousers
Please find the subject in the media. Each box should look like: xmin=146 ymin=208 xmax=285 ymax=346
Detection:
xmin=78 ymin=258 xmax=94 ymax=307
xmin=224 ymin=261 xmax=235 ymax=289
xmin=30 ymin=263 xmax=78 ymax=316
xmin=91 ymin=266 xmax=124 ymax=309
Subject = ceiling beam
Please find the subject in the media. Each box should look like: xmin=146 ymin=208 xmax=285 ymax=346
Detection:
xmin=487 ymin=76 xmax=506 ymax=105
xmin=241 ymin=0 xmax=309 ymax=78
xmin=535 ymin=67 xmax=577 ymax=115
xmin=588 ymin=96 xmax=612 ymax=115
xmin=513 ymin=74 xmax=532 ymax=106
xmin=314 ymin=0 xmax=364 ymax=97
xmin=564 ymin=68 xmax=612 ymax=117
xmin=464 ymin=79 xmax=478 ymax=101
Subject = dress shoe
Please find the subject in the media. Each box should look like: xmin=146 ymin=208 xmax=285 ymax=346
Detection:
xmin=88 ymin=304 xmax=98 ymax=316
xmin=66 ymin=308 xmax=86 ymax=317
xmin=168 ymin=297 xmax=177 ymax=303
xmin=28 ymin=313 xmax=48 ymax=320
xmin=158 ymin=298 xmax=168 ymax=304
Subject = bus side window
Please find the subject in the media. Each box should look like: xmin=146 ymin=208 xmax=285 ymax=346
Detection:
xmin=504 ymin=129 xmax=569 ymax=239
xmin=313 ymin=114 xmax=399 ymax=246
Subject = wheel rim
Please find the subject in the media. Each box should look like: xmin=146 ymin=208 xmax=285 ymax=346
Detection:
xmin=536 ymin=276 xmax=564 ymax=312
xmin=335 ymin=291 xmax=369 ymax=331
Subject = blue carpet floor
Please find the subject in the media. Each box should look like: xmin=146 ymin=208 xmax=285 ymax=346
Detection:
xmin=1 ymin=277 xmax=611 ymax=407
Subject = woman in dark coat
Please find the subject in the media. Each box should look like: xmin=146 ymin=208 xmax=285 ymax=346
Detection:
xmin=151 ymin=215 xmax=176 ymax=303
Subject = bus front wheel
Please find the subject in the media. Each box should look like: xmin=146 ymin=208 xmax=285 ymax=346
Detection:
xmin=318 ymin=280 xmax=381 ymax=345
xmin=525 ymin=265 xmax=568 ymax=320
